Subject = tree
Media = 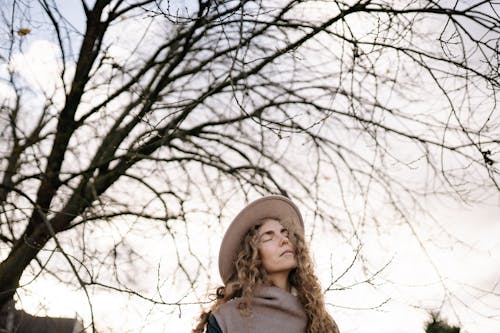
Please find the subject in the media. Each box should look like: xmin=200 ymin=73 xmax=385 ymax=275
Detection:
xmin=425 ymin=312 xmax=460 ymax=333
xmin=0 ymin=0 xmax=498 ymax=331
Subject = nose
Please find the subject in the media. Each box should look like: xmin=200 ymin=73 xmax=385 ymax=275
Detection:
xmin=279 ymin=234 xmax=289 ymax=246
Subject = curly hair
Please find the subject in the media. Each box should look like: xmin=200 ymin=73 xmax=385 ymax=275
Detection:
xmin=193 ymin=218 xmax=338 ymax=333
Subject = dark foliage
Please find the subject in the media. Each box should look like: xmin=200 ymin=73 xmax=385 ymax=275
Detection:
xmin=425 ymin=312 xmax=460 ymax=333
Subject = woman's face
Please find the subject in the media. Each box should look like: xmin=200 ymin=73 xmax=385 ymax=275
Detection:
xmin=257 ymin=219 xmax=297 ymax=275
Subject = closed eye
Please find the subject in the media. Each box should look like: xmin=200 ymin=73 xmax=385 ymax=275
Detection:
xmin=260 ymin=230 xmax=274 ymax=242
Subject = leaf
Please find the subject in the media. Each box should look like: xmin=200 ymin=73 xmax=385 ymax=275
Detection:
xmin=17 ymin=28 xmax=31 ymax=36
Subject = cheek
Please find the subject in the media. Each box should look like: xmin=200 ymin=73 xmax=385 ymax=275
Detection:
xmin=258 ymin=245 xmax=274 ymax=268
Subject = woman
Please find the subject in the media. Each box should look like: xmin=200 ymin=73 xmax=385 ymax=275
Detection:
xmin=193 ymin=195 xmax=339 ymax=333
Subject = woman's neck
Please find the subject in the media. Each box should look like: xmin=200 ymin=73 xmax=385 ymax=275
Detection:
xmin=268 ymin=272 xmax=292 ymax=292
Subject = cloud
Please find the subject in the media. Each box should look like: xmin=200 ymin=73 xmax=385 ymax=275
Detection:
xmin=7 ymin=40 xmax=74 ymax=110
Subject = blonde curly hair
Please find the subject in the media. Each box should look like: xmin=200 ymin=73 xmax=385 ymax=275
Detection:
xmin=193 ymin=218 xmax=339 ymax=333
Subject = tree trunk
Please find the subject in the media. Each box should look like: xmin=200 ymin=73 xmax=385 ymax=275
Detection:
xmin=0 ymin=228 xmax=49 ymax=309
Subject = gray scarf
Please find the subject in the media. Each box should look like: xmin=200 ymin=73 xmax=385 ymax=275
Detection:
xmin=213 ymin=285 xmax=307 ymax=333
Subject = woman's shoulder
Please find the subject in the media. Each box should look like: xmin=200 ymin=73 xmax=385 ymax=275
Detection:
xmin=211 ymin=298 xmax=245 ymax=330
xmin=214 ymin=297 xmax=240 ymax=313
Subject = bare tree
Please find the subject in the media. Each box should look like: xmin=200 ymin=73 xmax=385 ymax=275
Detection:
xmin=0 ymin=0 xmax=498 ymax=331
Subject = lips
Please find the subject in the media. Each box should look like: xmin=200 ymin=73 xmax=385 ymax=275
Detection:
xmin=280 ymin=249 xmax=294 ymax=256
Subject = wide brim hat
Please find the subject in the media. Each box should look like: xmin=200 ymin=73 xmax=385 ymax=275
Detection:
xmin=218 ymin=195 xmax=305 ymax=284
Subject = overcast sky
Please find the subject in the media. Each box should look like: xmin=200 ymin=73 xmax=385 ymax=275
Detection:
xmin=1 ymin=2 xmax=499 ymax=333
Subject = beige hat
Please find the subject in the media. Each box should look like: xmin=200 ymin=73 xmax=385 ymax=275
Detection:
xmin=218 ymin=195 xmax=305 ymax=284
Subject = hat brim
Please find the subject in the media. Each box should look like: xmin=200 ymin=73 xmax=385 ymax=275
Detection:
xmin=218 ymin=195 xmax=304 ymax=284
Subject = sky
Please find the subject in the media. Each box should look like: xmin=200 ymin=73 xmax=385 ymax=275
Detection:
xmin=1 ymin=1 xmax=499 ymax=333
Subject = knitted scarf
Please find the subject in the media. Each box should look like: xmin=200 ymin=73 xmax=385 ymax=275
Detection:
xmin=213 ymin=285 xmax=307 ymax=333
